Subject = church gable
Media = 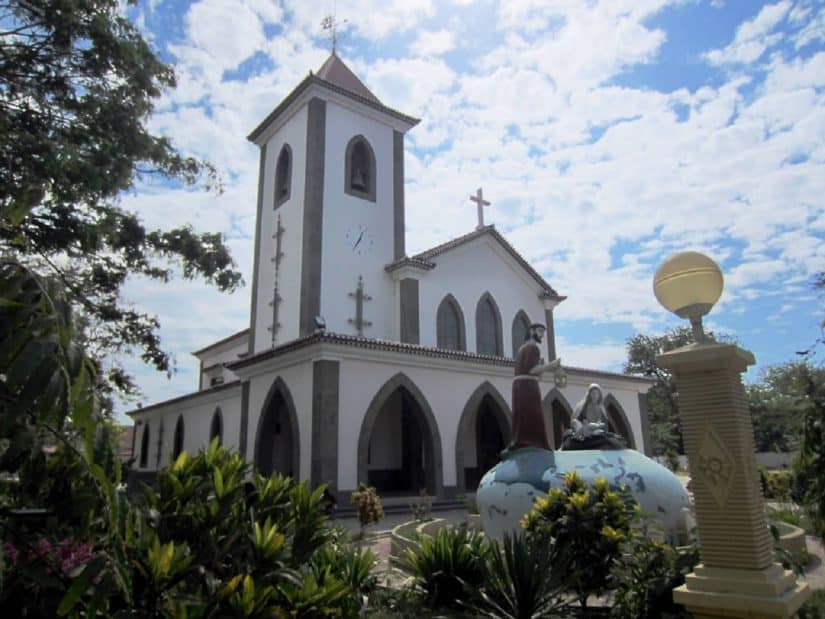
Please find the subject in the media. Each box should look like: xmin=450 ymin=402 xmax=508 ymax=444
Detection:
xmin=413 ymin=230 xmax=561 ymax=357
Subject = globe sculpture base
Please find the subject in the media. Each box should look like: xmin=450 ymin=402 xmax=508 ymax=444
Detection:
xmin=476 ymin=447 xmax=692 ymax=543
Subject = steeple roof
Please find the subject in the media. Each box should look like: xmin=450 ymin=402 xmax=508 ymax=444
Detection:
xmin=247 ymin=52 xmax=418 ymax=144
xmin=315 ymin=53 xmax=380 ymax=104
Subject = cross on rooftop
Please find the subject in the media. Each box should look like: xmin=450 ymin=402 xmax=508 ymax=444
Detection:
xmin=470 ymin=187 xmax=491 ymax=229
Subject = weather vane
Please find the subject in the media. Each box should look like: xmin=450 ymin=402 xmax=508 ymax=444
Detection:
xmin=321 ymin=14 xmax=348 ymax=54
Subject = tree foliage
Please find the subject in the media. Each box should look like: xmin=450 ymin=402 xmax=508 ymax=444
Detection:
xmin=624 ymin=327 xmax=695 ymax=454
xmin=0 ymin=0 xmax=243 ymax=397
xmin=747 ymin=362 xmax=825 ymax=452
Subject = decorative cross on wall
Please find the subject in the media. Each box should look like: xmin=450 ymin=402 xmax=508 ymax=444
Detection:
xmin=469 ymin=187 xmax=491 ymax=229
xmin=268 ymin=215 xmax=285 ymax=345
xmin=348 ymin=275 xmax=373 ymax=336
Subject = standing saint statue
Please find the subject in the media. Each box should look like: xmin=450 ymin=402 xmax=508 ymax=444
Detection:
xmin=511 ymin=323 xmax=564 ymax=450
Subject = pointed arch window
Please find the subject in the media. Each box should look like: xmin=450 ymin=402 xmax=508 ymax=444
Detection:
xmin=172 ymin=415 xmax=185 ymax=460
xmin=274 ymin=144 xmax=292 ymax=208
xmin=139 ymin=423 xmax=150 ymax=468
xmin=475 ymin=293 xmax=503 ymax=356
xmin=210 ymin=408 xmax=223 ymax=445
xmin=511 ymin=310 xmax=531 ymax=357
xmin=345 ymin=135 xmax=376 ymax=202
xmin=436 ymin=294 xmax=466 ymax=351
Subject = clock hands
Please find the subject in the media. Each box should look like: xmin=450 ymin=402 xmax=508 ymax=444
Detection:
xmin=353 ymin=230 xmax=364 ymax=250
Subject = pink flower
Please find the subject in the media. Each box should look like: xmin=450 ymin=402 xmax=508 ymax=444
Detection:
xmin=3 ymin=541 xmax=19 ymax=567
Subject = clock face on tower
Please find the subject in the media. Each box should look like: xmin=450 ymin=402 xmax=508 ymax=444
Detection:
xmin=345 ymin=224 xmax=374 ymax=255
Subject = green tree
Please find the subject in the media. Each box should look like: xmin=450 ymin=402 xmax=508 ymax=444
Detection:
xmin=792 ymin=365 xmax=825 ymax=540
xmin=0 ymin=0 xmax=243 ymax=397
xmin=747 ymin=362 xmax=825 ymax=452
xmin=625 ymin=326 xmax=731 ymax=454
xmin=624 ymin=327 xmax=694 ymax=454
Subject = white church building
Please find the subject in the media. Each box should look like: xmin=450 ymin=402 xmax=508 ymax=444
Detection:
xmin=129 ymin=54 xmax=653 ymax=498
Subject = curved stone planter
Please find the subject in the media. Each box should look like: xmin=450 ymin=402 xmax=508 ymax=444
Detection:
xmin=389 ymin=517 xmax=450 ymax=562
xmin=772 ymin=521 xmax=808 ymax=563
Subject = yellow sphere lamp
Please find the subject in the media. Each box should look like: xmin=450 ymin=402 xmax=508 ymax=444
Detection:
xmin=653 ymin=251 xmax=723 ymax=343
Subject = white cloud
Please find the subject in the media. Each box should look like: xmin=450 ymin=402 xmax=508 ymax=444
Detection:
xmin=704 ymin=1 xmax=791 ymax=65
xmin=115 ymin=0 xmax=825 ymax=412
xmin=411 ymin=29 xmax=456 ymax=56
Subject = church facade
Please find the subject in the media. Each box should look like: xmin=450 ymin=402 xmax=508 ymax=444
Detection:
xmin=128 ymin=54 xmax=653 ymax=498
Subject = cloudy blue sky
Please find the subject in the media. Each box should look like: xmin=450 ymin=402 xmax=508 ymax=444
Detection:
xmin=117 ymin=0 xmax=824 ymax=418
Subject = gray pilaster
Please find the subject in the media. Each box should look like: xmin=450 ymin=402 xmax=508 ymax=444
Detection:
xmin=240 ymin=381 xmax=250 ymax=459
xmin=544 ymin=308 xmax=557 ymax=360
xmin=300 ymin=98 xmax=326 ymax=336
xmin=393 ymin=130 xmax=405 ymax=260
xmin=638 ymin=392 xmax=652 ymax=456
xmin=248 ymin=145 xmax=268 ymax=354
xmin=399 ymin=278 xmax=419 ymax=344
xmin=311 ymin=360 xmax=339 ymax=491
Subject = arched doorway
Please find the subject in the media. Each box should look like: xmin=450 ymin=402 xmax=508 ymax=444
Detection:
xmin=358 ymin=374 xmax=442 ymax=496
xmin=604 ymin=395 xmax=636 ymax=449
xmin=254 ymin=378 xmax=300 ymax=478
xmin=542 ymin=389 xmax=573 ymax=450
xmin=456 ymin=383 xmax=511 ymax=492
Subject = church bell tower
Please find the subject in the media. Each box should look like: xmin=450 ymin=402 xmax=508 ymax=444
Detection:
xmin=244 ymin=54 xmax=419 ymax=355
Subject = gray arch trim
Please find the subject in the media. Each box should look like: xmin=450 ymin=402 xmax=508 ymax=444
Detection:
xmin=542 ymin=388 xmax=573 ymax=449
xmin=475 ymin=292 xmax=503 ymax=356
xmin=357 ymin=372 xmax=443 ymax=496
xmin=344 ymin=134 xmax=376 ymax=202
xmin=254 ymin=376 xmax=301 ymax=478
xmin=436 ymin=293 xmax=467 ymax=351
xmin=454 ymin=381 xmax=512 ymax=493
xmin=511 ymin=309 xmax=531 ymax=358
xmin=604 ymin=394 xmax=636 ymax=449
xmin=274 ymin=143 xmax=292 ymax=208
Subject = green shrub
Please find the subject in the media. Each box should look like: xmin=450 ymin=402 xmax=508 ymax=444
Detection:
xmin=467 ymin=532 xmax=566 ymax=619
xmin=665 ymin=449 xmax=680 ymax=472
xmin=6 ymin=440 xmax=374 ymax=617
xmin=521 ymin=471 xmax=637 ymax=610
xmin=610 ymin=526 xmax=698 ymax=619
xmin=351 ymin=482 xmax=384 ymax=536
xmin=792 ymin=376 xmax=825 ymax=539
xmin=761 ymin=469 xmax=793 ymax=501
xmin=399 ymin=525 xmax=492 ymax=611
xmin=799 ymin=589 xmax=825 ymax=619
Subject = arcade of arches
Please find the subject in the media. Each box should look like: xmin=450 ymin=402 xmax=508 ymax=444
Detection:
xmin=252 ymin=375 xmax=635 ymax=496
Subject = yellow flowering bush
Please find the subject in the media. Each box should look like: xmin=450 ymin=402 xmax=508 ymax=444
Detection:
xmin=521 ymin=472 xmax=637 ymax=611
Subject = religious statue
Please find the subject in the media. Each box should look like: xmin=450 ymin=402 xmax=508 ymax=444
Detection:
xmin=511 ymin=323 xmax=566 ymax=450
xmin=562 ymin=383 xmax=626 ymax=450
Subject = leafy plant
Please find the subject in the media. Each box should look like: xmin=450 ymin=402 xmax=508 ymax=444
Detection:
xmin=792 ymin=370 xmax=825 ymax=540
xmin=665 ymin=449 xmax=680 ymax=472
xmin=799 ymin=589 xmax=825 ymax=619
xmin=399 ymin=525 xmax=492 ymax=611
xmin=409 ymin=488 xmax=433 ymax=522
xmin=466 ymin=531 xmax=567 ymax=619
xmin=351 ymin=482 xmax=384 ymax=537
xmin=521 ymin=472 xmax=636 ymax=610
xmin=610 ymin=526 xmax=697 ymax=619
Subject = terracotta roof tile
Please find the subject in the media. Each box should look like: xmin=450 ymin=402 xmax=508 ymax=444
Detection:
xmin=316 ymin=53 xmax=380 ymax=103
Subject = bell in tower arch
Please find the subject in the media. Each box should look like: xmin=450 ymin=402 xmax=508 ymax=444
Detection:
xmin=351 ymin=167 xmax=367 ymax=192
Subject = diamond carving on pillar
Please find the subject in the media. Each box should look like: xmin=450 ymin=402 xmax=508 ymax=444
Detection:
xmin=695 ymin=425 xmax=735 ymax=508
